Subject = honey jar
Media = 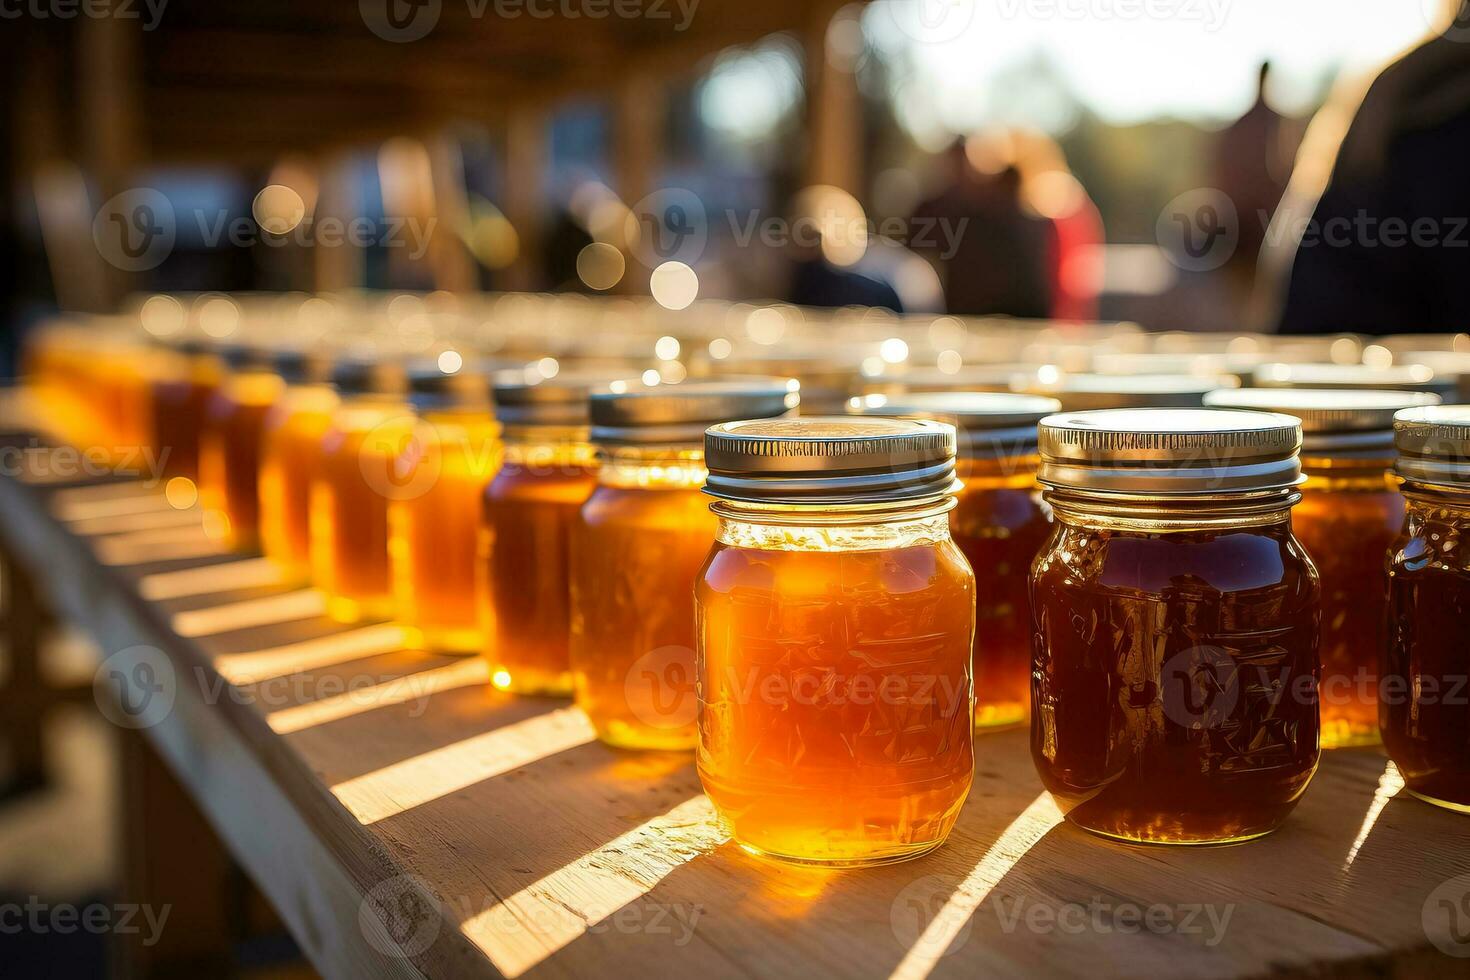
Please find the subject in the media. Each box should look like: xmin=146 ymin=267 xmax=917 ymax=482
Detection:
xmin=258 ymin=349 xmax=337 ymax=582
xmin=851 ymin=391 xmax=1060 ymax=730
xmin=151 ymin=338 xmax=224 ymax=484
xmin=198 ymin=344 xmax=285 ymax=549
xmin=1031 ymin=408 xmax=1321 ymax=844
xmin=569 ymin=378 xmax=798 ymax=750
xmin=479 ymin=373 xmax=625 ymax=695
xmin=388 ymin=361 xmax=501 ymax=653
xmin=311 ymin=355 xmax=410 ymax=624
xmin=697 ymin=416 xmax=976 ymax=866
xmin=1383 ymin=406 xmax=1470 ymax=812
xmin=1205 ymin=387 xmax=1440 ymax=747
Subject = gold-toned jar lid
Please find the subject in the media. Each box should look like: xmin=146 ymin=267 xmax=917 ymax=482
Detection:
xmin=849 ymin=391 xmax=1060 ymax=459
xmin=1204 ymin=388 xmax=1441 ymax=455
xmin=860 ymin=365 xmax=1028 ymax=396
xmin=1253 ymin=361 xmax=1455 ymax=397
xmin=1021 ymin=373 xmax=1223 ymax=411
xmin=590 ymin=377 xmax=798 ymax=446
xmin=703 ymin=416 xmax=957 ymax=506
xmin=1038 ymin=408 xmax=1303 ymax=495
xmin=1394 ymin=406 xmax=1470 ymax=487
xmin=493 ymin=371 xmax=643 ymax=427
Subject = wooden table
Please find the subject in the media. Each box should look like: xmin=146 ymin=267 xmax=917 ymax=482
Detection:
xmin=1 ymin=431 xmax=1467 ymax=979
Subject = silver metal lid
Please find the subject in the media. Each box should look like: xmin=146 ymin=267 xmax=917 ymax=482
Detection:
xmin=590 ymin=377 xmax=799 ymax=446
xmin=1021 ymin=373 xmax=1222 ymax=411
xmin=330 ymin=354 xmax=404 ymax=397
xmin=493 ymin=372 xmax=644 ymax=427
xmin=1253 ymin=362 xmax=1455 ymax=398
xmin=405 ymin=359 xmax=490 ymax=411
xmin=1038 ymin=408 xmax=1303 ymax=495
xmin=704 ymin=416 xmax=958 ymax=506
xmin=1204 ymin=388 xmax=1441 ymax=455
xmin=848 ymin=391 xmax=1060 ymax=459
xmin=1394 ymin=406 xmax=1470 ymax=487
xmin=861 ymin=365 xmax=1028 ymax=396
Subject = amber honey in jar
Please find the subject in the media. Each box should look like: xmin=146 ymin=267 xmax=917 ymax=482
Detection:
xmin=1383 ymin=407 xmax=1470 ymax=812
xmin=311 ymin=355 xmax=411 ymax=624
xmin=569 ymin=378 xmax=798 ymax=750
xmin=151 ymin=338 xmax=224 ymax=484
xmin=851 ymin=391 xmax=1060 ymax=730
xmin=479 ymin=373 xmax=628 ymax=695
xmin=1205 ymin=387 xmax=1441 ymax=748
xmin=1031 ymin=409 xmax=1321 ymax=844
xmin=387 ymin=361 xmax=501 ymax=653
xmin=697 ymin=417 xmax=976 ymax=866
xmin=258 ymin=349 xmax=337 ymax=582
xmin=198 ymin=345 xmax=285 ymax=550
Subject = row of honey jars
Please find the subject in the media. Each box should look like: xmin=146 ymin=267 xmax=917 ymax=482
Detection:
xmin=696 ymin=416 xmax=976 ymax=866
xmin=568 ymin=378 xmax=799 ymax=751
xmin=1204 ymin=387 xmax=1441 ymax=747
xmin=1030 ymin=408 xmax=1321 ymax=844
xmin=1384 ymin=406 xmax=1470 ymax=812
xmin=850 ymin=391 xmax=1061 ymax=730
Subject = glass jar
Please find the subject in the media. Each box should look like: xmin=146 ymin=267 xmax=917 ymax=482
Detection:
xmin=569 ymin=378 xmax=798 ymax=750
xmin=1206 ymin=388 xmax=1441 ymax=747
xmin=478 ymin=373 xmax=626 ymax=695
xmin=198 ymin=345 xmax=285 ymax=550
xmin=151 ymin=339 xmax=224 ymax=483
xmin=387 ymin=362 xmax=501 ymax=653
xmin=258 ymin=350 xmax=338 ymax=582
xmin=1383 ymin=406 xmax=1470 ymax=812
xmin=1031 ymin=408 xmax=1321 ymax=845
xmin=311 ymin=356 xmax=410 ymax=624
xmin=851 ymin=391 xmax=1061 ymax=730
xmin=697 ymin=417 xmax=976 ymax=867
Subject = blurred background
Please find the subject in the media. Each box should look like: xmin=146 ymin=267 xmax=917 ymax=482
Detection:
xmin=0 ymin=0 xmax=1464 ymax=380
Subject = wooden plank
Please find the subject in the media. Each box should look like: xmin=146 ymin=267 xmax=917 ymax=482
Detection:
xmin=0 ymin=437 xmax=1465 ymax=979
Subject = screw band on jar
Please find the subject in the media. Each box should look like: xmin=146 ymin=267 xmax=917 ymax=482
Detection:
xmin=848 ymin=391 xmax=1061 ymax=461
xmin=1394 ymin=406 xmax=1470 ymax=488
xmin=1037 ymin=408 xmax=1304 ymax=498
xmin=492 ymin=371 xmax=643 ymax=429
xmin=1205 ymin=388 xmax=1441 ymax=458
xmin=589 ymin=377 xmax=799 ymax=447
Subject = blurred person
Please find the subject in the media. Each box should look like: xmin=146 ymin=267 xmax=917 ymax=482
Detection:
xmin=1267 ymin=4 xmax=1470 ymax=334
xmin=1215 ymin=62 xmax=1293 ymax=308
xmin=785 ymin=184 xmax=913 ymax=311
xmin=909 ymin=136 xmax=1053 ymax=318
xmin=1012 ymin=130 xmax=1105 ymax=322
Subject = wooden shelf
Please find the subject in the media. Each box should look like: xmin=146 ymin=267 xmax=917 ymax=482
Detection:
xmin=1 ymin=432 xmax=1466 ymax=978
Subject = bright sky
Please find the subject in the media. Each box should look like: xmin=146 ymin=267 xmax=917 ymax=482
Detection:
xmin=863 ymin=0 xmax=1440 ymax=141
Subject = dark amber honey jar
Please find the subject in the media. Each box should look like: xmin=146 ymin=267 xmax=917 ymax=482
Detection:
xmin=1031 ymin=408 xmax=1321 ymax=844
xmin=697 ymin=416 xmax=975 ymax=866
xmin=479 ymin=373 xmax=630 ymax=696
xmin=1205 ymin=387 xmax=1440 ymax=747
xmin=569 ymin=378 xmax=798 ymax=751
xmin=152 ymin=338 xmax=224 ymax=484
xmin=1383 ymin=406 xmax=1470 ymax=812
xmin=851 ymin=391 xmax=1060 ymax=730
xmin=259 ymin=349 xmax=337 ymax=581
